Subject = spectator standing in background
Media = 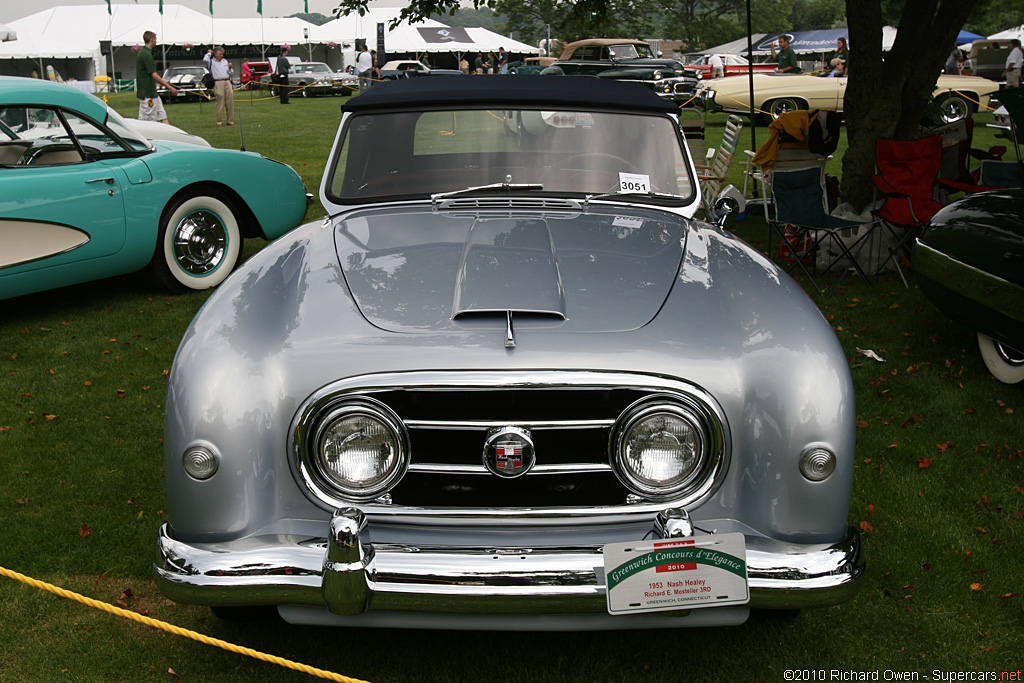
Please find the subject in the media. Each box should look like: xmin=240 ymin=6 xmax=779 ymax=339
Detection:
xmin=1003 ymin=39 xmax=1022 ymax=88
xmin=203 ymin=46 xmax=234 ymax=125
xmin=498 ymin=47 xmax=508 ymax=74
xmin=944 ymin=47 xmax=960 ymax=74
xmin=709 ymin=53 xmax=724 ymax=78
xmin=136 ymin=30 xmax=177 ymax=124
xmin=276 ymin=45 xmax=291 ymax=104
xmin=356 ymin=44 xmax=373 ymax=92
xmin=770 ymin=34 xmax=799 ymax=73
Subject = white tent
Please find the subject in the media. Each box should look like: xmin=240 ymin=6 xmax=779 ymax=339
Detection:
xmin=382 ymin=24 xmax=536 ymax=56
xmin=989 ymin=25 xmax=1024 ymax=40
xmin=309 ymin=8 xmax=442 ymax=44
xmin=1 ymin=22 xmax=17 ymax=42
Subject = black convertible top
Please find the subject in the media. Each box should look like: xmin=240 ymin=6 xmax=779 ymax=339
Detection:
xmin=341 ymin=75 xmax=680 ymax=115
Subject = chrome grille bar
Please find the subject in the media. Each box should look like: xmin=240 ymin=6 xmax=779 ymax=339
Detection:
xmin=406 ymin=419 xmax=615 ymax=431
xmin=409 ymin=462 xmax=613 ymax=475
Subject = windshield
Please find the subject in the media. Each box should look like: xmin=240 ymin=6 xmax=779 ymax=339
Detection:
xmin=104 ymin=106 xmax=153 ymax=152
xmin=295 ymin=64 xmax=330 ymax=74
xmin=327 ymin=108 xmax=694 ymax=203
xmin=609 ymin=44 xmax=652 ymax=59
xmin=167 ymin=67 xmax=205 ymax=76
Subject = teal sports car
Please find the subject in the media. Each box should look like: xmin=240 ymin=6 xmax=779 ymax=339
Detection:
xmin=0 ymin=76 xmax=309 ymax=300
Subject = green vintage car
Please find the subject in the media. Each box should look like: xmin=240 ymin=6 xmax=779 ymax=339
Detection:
xmin=0 ymin=76 xmax=309 ymax=300
xmin=914 ymin=87 xmax=1024 ymax=383
xmin=546 ymin=39 xmax=701 ymax=104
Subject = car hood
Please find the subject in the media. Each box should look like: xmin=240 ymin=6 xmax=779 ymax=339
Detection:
xmin=334 ymin=203 xmax=690 ymax=333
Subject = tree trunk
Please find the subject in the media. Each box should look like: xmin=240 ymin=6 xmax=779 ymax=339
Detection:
xmin=841 ymin=0 xmax=979 ymax=211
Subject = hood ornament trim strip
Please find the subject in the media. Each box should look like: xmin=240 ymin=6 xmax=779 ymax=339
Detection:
xmin=505 ymin=310 xmax=516 ymax=348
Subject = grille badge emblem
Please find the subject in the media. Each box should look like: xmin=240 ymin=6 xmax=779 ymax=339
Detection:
xmin=483 ymin=426 xmax=535 ymax=478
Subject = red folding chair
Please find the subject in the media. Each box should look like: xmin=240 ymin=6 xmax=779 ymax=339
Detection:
xmin=872 ymin=136 xmax=945 ymax=287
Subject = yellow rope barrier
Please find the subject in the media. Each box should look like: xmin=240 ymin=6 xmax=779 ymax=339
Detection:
xmin=0 ymin=565 xmax=371 ymax=683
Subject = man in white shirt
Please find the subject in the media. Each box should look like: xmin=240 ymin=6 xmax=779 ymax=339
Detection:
xmin=709 ymin=54 xmax=724 ymax=79
xmin=1003 ymin=39 xmax=1022 ymax=88
xmin=357 ymin=45 xmax=373 ymax=93
xmin=203 ymin=46 xmax=234 ymax=125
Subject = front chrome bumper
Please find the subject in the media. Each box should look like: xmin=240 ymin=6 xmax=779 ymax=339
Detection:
xmin=155 ymin=508 xmax=864 ymax=622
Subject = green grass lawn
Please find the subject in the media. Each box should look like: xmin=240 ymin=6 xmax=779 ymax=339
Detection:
xmin=0 ymin=91 xmax=1021 ymax=682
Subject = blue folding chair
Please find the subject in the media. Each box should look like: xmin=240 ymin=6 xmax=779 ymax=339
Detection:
xmin=769 ymin=166 xmax=879 ymax=296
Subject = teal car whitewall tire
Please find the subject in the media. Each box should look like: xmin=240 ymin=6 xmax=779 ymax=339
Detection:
xmin=150 ymin=192 xmax=242 ymax=292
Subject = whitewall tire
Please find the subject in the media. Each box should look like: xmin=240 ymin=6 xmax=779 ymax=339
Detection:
xmin=977 ymin=333 xmax=1024 ymax=384
xmin=149 ymin=192 xmax=242 ymax=293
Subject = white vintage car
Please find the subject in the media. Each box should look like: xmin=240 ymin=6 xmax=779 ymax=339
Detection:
xmin=698 ymin=72 xmax=1000 ymax=123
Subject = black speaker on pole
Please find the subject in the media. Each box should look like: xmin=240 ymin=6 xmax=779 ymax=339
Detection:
xmin=100 ymin=40 xmax=112 ymax=56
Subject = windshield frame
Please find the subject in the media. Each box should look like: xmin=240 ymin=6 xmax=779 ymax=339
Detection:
xmin=323 ymin=105 xmax=696 ymax=210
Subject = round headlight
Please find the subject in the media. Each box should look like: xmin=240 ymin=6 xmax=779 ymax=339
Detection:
xmin=310 ymin=400 xmax=409 ymax=501
xmin=182 ymin=442 xmax=219 ymax=481
xmin=611 ymin=397 xmax=723 ymax=500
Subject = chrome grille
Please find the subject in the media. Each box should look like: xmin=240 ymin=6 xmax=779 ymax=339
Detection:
xmin=292 ymin=371 xmax=729 ymax=514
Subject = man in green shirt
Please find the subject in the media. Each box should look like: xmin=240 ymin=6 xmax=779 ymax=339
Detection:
xmin=770 ymin=34 xmax=800 ymax=73
xmin=136 ymin=31 xmax=177 ymax=124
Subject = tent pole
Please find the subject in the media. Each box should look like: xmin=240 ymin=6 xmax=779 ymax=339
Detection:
xmin=745 ymin=0 xmax=757 ymax=199
xmin=745 ymin=0 xmax=756 ymax=154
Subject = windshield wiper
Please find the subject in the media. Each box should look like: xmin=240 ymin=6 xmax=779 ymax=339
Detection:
xmin=431 ymin=176 xmax=544 ymax=205
xmin=583 ymin=189 xmax=684 ymax=210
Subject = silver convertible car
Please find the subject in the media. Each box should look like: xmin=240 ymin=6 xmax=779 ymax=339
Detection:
xmin=156 ymin=77 xmax=865 ymax=630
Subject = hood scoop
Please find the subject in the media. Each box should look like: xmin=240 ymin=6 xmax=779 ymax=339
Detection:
xmin=452 ymin=218 xmax=567 ymax=322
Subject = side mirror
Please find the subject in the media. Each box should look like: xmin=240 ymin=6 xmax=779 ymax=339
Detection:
xmin=713 ymin=196 xmax=739 ymax=228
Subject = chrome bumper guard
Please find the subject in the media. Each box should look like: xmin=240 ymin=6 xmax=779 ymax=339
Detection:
xmin=155 ymin=508 xmax=865 ymax=616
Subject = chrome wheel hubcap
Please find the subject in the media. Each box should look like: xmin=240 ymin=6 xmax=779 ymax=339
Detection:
xmin=173 ymin=209 xmax=227 ymax=276
xmin=940 ymin=99 xmax=966 ymax=123
xmin=994 ymin=340 xmax=1024 ymax=367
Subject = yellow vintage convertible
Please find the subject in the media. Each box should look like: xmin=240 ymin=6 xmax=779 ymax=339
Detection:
xmin=697 ymin=71 xmax=999 ymax=123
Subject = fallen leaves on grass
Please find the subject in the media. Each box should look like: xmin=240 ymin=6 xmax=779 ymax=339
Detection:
xmin=970 ymin=583 xmax=983 ymax=591
xmin=918 ymin=457 xmax=934 ymax=469
xmin=859 ymin=520 xmax=874 ymax=533
xmin=78 ymin=524 xmax=90 ymax=539
xmin=936 ymin=441 xmax=955 ymax=452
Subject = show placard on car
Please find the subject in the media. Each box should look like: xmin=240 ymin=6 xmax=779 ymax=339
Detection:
xmin=618 ymin=172 xmax=651 ymax=193
xmin=603 ymin=533 xmax=749 ymax=615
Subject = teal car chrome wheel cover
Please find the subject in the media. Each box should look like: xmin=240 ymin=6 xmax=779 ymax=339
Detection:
xmin=173 ymin=209 xmax=228 ymax=276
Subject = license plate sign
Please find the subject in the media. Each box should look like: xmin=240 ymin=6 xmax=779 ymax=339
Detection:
xmin=603 ymin=533 xmax=749 ymax=615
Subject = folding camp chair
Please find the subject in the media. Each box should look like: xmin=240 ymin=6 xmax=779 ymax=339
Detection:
xmin=744 ymin=109 xmax=839 ymax=219
xmin=768 ymin=166 xmax=879 ymax=296
xmin=696 ymin=114 xmax=743 ymax=218
xmin=928 ymin=119 xmax=1007 ymax=197
xmin=872 ymin=136 xmax=946 ymax=287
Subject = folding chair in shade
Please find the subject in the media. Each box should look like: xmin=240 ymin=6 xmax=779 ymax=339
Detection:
xmin=872 ymin=136 xmax=945 ymax=287
xmin=929 ymin=118 xmax=1007 ymax=196
xmin=696 ymin=114 xmax=743 ymax=218
xmin=769 ymin=166 xmax=878 ymax=296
